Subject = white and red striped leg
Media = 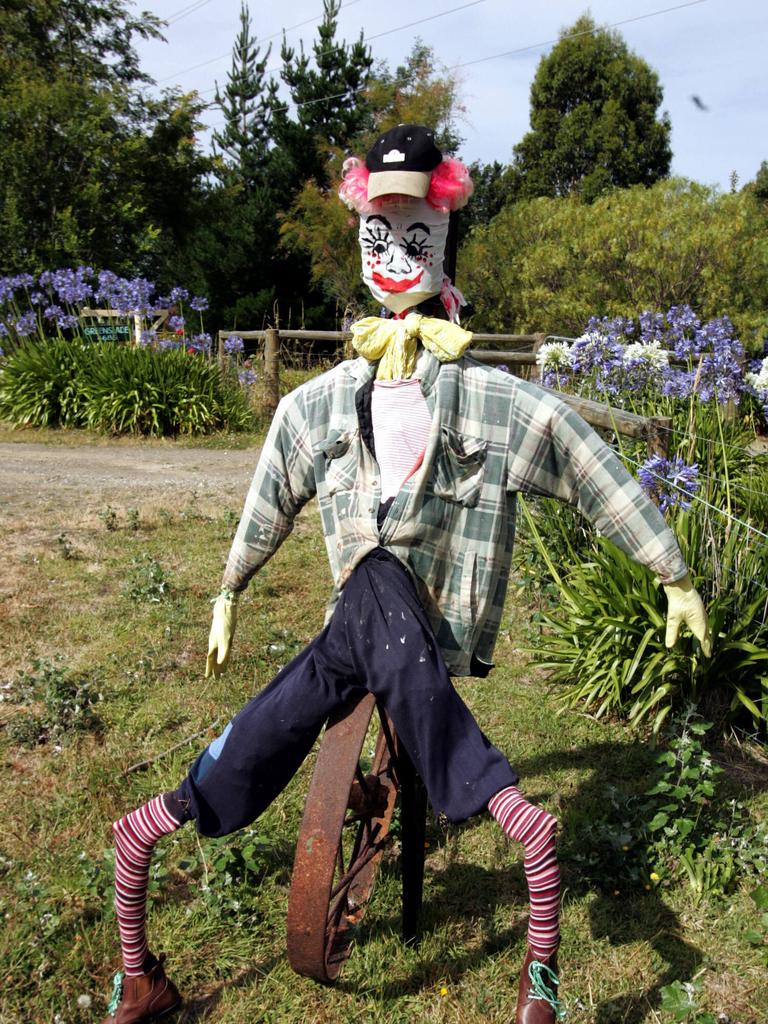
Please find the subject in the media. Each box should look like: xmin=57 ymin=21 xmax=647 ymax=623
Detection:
xmin=488 ymin=786 xmax=561 ymax=957
xmin=112 ymin=795 xmax=181 ymax=976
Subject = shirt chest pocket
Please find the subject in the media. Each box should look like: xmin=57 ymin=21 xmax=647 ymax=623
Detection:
xmin=432 ymin=427 xmax=488 ymax=508
xmin=315 ymin=429 xmax=361 ymax=495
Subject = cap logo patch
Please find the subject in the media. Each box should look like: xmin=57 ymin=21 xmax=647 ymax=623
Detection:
xmin=382 ymin=148 xmax=406 ymax=164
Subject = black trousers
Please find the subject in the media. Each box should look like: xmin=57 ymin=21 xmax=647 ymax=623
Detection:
xmin=170 ymin=549 xmax=517 ymax=837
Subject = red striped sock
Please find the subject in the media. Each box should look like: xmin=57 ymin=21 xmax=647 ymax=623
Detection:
xmin=488 ymin=786 xmax=561 ymax=957
xmin=112 ymin=795 xmax=181 ymax=976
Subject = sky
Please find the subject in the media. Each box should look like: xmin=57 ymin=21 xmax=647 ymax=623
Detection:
xmin=134 ymin=0 xmax=768 ymax=192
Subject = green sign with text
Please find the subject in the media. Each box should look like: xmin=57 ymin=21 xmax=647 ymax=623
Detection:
xmin=82 ymin=324 xmax=131 ymax=343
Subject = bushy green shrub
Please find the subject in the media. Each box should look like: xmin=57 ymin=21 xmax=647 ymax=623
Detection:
xmin=460 ymin=179 xmax=768 ymax=348
xmin=0 ymin=338 xmax=89 ymax=426
xmin=0 ymin=340 xmax=255 ymax=435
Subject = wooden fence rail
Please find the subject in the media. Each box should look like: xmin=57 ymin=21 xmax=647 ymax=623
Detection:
xmin=217 ymin=328 xmax=670 ymax=457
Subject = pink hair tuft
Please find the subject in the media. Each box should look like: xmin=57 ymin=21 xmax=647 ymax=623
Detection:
xmin=426 ymin=158 xmax=474 ymax=212
xmin=338 ymin=157 xmax=377 ymax=215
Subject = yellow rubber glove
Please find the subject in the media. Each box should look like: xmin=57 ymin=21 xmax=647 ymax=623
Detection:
xmin=663 ymin=573 xmax=711 ymax=657
xmin=205 ymin=589 xmax=239 ymax=678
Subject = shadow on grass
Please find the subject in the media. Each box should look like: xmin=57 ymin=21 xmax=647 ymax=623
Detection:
xmin=178 ymin=956 xmax=282 ymax=1021
xmin=339 ymin=861 xmax=530 ymax=998
xmin=177 ymin=738 xmax=712 ymax=1016
xmin=504 ymin=741 xmax=704 ymax=1023
xmin=333 ymin=739 xmax=706 ymax=1017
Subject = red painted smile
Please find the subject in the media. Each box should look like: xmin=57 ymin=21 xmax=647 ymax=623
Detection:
xmin=371 ymin=270 xmax=424 ymax=293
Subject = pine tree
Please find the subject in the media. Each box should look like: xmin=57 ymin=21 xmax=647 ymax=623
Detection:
xmin=212 ymin=2 xmax=278 ymax=192
xmin=271 ymin=0 xmax=374 ymax=189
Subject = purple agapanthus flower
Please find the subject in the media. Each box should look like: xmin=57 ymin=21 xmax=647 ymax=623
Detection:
xmin=189 ymin=295 xmax=209 ymax=312
xmin=584 ymin=314 xmax=634 ymax=343
xmin=239 ymin=368 xmax=257 ymax=386
xmin=665 ymin=305 xmax=701 ymax=358
xmin=169 ymin=286 xmax=189 ymax=304
xmin=51 ymin=268 xmax=93 ymax=306
xmin=158 ymin=339 xmax=183 ymax=350
xmin=570 ymin=330 xmax=624 ymax=393
xmin=95 ymin=273 xmax=155 ymax=315
xmin=167 ymin=315 xmax=185 ymax=332
xmin=638 ymin=310 xmax=665 ymax=344
xmin=139 ymin=330 xmax=157 ymax=347
xmin=0 ymin=277 xmax=15 ymax=304
xmin=188 ymin=332 xmax=211 ymax=352
xmin=14 ymin=311 xmax=38 ymax=337
xmin=637 ymin=455 xmax=699 ymax=514
xmin=224 ymin=334 xmax=244 ymax=355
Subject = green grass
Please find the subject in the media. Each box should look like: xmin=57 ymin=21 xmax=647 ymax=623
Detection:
xmin=0 ymin=495 xmax=766 ymax=1023
xmin=0 ymin=422 xmax=267 ymax=450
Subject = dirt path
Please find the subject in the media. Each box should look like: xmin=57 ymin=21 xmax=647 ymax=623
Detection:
xmin=0 ymin=441 xmax=261 ymax=574
xmin=0 ymin=441 xmax=259 ymax=513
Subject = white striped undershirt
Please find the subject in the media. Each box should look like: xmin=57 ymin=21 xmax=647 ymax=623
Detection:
xmin=372 ymin=375 xmax=432 ymax=500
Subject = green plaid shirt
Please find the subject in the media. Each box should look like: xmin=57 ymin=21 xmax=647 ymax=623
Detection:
xmin=223 ymin=353 xmax=687 ymax=675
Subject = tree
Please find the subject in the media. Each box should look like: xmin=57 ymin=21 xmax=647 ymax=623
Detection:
xmin=366 ymin=40 xmax=463 ymax=154
xmin=750 ymin=161 xmax=768 ymax=203
xmin=271 ymin=0 xmax=374 ymax=190
xmin=212 ymin=2 xmax=278 ymax=192
xmin=0 ymin=0 xmax=213 ymax=280
xmin=511 ymin=14 xmax=672 ymax=203
xmin=457 ymin=161 xmax=516 ymax=244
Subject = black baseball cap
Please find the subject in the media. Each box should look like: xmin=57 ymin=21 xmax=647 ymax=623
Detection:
xmin=365 ymin=124 xmax=443 ymax=200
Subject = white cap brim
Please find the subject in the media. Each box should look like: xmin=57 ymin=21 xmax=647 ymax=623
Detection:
xmin=367 ymin=170 xmax=431 ymax=200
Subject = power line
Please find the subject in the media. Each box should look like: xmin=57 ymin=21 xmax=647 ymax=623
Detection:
xmin=453 ymin=0 xmax=708 ymax=70
xmin=155 ymin=0 xmax=364 ymax=84
xmin=166 ymin=0 xmax=214 ymax=26
xmin=202 ymin=0 xmax=708 ymax=131
xmin=198 ymin=0 xmax=489 ymax=104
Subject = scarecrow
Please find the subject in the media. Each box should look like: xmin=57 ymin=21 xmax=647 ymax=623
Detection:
xmin=101 ymin=125 xmax=710 ymax=1024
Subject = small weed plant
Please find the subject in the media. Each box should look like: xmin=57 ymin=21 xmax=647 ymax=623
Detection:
xmin=122 ymin=555 xmax=171 ymax=604
xmin=98 ymin=505 xmax=119 ymax=531
xmin=659 ymin=977 xmax=715 ymax=1024
xmin=745 ymin=884 xmax=768 ymax=962
xmin=56 ymin=532 xmax=78 ymax=559
xmin=3 ymin=657 xmax=103 ymax=747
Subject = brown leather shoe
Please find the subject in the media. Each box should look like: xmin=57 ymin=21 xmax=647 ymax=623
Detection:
xmin=515 ymin=946 xmax=564 ymax=1023
xmin=101 ymin=954 xmax=181 ymax=1024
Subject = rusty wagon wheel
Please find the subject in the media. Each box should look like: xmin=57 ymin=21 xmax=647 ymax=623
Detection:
xmin=287 ymin=691 xmax=428 ymax=983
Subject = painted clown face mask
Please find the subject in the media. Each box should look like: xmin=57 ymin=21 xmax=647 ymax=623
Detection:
xmin=358 ymin=199 xmax=449 ymax=314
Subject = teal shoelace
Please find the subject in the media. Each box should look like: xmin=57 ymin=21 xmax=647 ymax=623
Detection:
xmin=528 ymin=960 xmax=566 ymax=1020
xmin=106 ymin=971 xmax=124 ymax=1016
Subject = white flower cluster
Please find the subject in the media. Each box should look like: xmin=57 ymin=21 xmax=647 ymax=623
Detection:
xmin=536 ymin=340 xmax=572 ymax=370
xmin=746 ymin=356 xmax=768 ymax=395
xmin=622 ymin=339 xmax=669 ymax=370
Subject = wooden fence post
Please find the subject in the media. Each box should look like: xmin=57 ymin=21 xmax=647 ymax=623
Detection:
xmin=264 ymin=328 xmax=280 ymax=419
xmin=646 ymin=416 xmax=672 ymax=460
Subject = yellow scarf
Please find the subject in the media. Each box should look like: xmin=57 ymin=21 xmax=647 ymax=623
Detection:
xmin=350 ymin=313 xmax=473 ymax=380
